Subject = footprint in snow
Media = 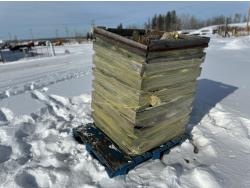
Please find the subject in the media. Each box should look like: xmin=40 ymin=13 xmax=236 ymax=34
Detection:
xmin=15 ymin=171 xmax=39 ymax=188
xmin=0 ymin=145 xmax=12 ymax=163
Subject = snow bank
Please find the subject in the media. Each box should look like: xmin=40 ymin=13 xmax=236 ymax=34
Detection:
xmin=223 ymin=36 xmax=250 ymax=50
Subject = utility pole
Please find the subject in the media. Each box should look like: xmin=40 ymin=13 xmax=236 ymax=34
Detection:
xmin=247 ymin=5 xmax=250 ymax=35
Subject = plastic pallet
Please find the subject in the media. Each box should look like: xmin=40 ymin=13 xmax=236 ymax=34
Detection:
xmin=73 ymin=123 xmax=187 ymax=178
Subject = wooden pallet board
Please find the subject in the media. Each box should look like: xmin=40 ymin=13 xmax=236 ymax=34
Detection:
xmin=73 ymin=123 xmax=188 ymax=177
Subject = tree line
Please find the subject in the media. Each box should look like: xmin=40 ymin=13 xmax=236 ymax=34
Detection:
xmin=140 ymin=10 xmax=248 ymax=31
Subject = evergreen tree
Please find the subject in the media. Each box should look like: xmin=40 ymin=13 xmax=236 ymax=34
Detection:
xmin=170 ymin=10 xmax=177 ymax=30
xmin=156 ymin=14 xmax=164 ymax=31
xmin=165 ymin=12 xmax=171 ymax=31
xmin=151 ymin=14 xmax=157 ymax=30
xmin=117 ymin=23 xmax=123 ymax=30
xmin=144 ymin=10 xmax=245 ymax=31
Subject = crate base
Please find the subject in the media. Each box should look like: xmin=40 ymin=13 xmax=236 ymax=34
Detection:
xmin=73 ymin=123 xmax=187 ymax=178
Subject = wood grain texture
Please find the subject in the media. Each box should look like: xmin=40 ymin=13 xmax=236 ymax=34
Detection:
xmin=91 ymin=27 xmax=209 ymax=155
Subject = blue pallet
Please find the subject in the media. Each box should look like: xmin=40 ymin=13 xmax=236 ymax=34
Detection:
xmin=73 ymin=123 xmax=187 ymax=178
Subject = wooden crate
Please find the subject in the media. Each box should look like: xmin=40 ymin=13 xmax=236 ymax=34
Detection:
xmin=92 ymin=27 xmax=210 ymax=155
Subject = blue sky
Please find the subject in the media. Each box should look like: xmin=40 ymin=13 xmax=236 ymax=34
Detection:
xmin=0 ymin=1 xmax=249 ymax=40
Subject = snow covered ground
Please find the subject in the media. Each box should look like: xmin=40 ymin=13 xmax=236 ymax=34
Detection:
xmin=0 ymin=37 xmax=250 ymax=188
xmin=189 ymin=22 xmax=248 ymax=36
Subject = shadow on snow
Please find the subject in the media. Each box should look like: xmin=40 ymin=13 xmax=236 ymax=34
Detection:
xmin=188 ymin=78 xmax=238 ymax=133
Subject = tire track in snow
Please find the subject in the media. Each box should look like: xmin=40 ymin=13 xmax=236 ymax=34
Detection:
xmin=0 ymin=69 xmax=91 ymax=101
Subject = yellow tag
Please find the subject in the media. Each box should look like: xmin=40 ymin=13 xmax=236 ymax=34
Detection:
xmin=149 ymin=95 xmax=161 ymax=107
xmin=181 ymin=69 xmax=189 ymax=73
xmin=174 ymin=33 xmax=179 ymax=39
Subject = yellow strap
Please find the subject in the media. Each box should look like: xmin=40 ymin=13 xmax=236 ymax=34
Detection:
xmin=93 ymin=94 xmax=161 ymax=109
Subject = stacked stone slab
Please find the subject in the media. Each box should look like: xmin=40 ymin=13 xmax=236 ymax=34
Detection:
xmin=92 ymin=27 xmax=209 ymax=156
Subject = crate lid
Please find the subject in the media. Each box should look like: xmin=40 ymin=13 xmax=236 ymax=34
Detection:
xmin=94 ymin=27 xmax=210 ymax=53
